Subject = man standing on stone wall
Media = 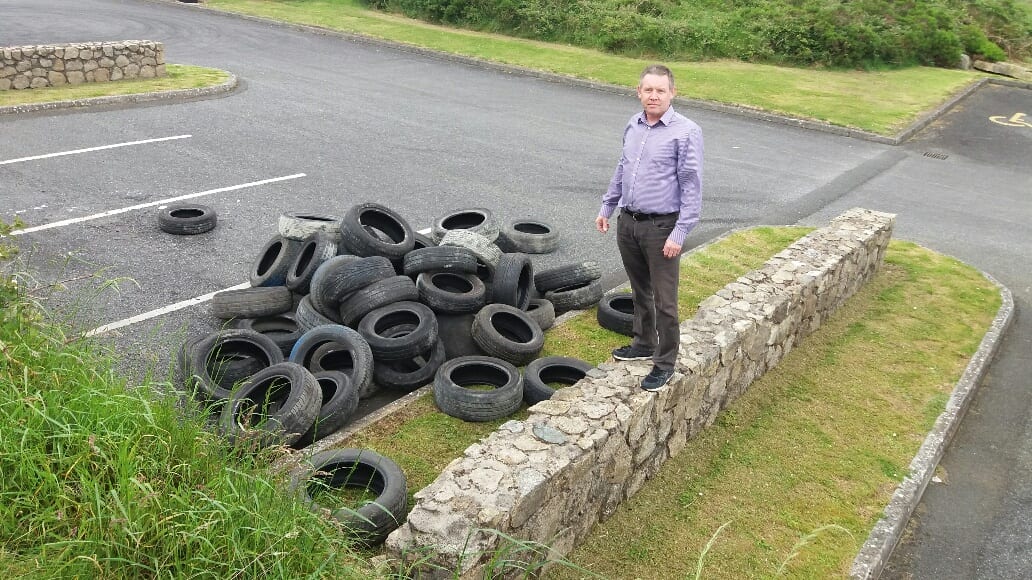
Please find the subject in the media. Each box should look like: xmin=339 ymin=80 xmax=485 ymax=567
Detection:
xmin=595 ymin=64 xmax=704 ymax=392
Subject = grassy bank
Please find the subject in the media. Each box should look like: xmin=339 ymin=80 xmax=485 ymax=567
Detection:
xmin=0 ymin=64 xmax=230 ymax=107
xmin=346 ymin=228 xmax=1000 ymax=577
xmin=205 ymin=0 xmax=980 ymax=135
xmin=0 ymin=267 xmax=371 ymax=577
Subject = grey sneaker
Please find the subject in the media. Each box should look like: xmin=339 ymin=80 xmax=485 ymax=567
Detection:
xmin=641 ymin=367 xmax=674 ymax=392
xmin=612 ymin=344 xmax=653 ymax=361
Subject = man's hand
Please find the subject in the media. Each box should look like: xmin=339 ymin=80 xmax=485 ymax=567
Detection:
xmin=596 ymin=216 xmax=609 ymax=234
xmin=662 ymin=239 xmax=681 ymax=258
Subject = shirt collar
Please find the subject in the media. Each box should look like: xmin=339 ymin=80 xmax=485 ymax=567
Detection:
xmin=638 ymin=106 xmax=676 ymax=127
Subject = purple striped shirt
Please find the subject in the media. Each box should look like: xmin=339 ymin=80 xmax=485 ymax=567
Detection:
xmin=599 ymin=106 xmax=703 ymax=247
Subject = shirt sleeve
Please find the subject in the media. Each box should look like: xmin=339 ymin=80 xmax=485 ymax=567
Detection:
xmin=668 ymin=126 xmax=703 ymax=247
xmin=599 ymin=122 xmax=632 ymax=219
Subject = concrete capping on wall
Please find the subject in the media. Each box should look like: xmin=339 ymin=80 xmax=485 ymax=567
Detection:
xmin=0 ymin=41 xmax=166 ymax=91
xmin=385 ymin=208 xmax=897 ymax=576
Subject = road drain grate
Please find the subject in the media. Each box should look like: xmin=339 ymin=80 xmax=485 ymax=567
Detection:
xmin=923 ymin=152 xmax=950 ymax=160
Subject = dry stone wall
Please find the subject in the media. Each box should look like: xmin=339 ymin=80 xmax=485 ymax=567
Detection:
xmin=0 ymin=41 xmax=165 ymax=91
xmin=385 ymin=208 xmax=897 ymax=576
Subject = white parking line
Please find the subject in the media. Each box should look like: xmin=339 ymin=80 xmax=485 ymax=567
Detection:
xmin=8 ymin=173 xmax=306 ymax=236
xmin=85 ymin=227 xmax=432 ymax=338
xmin=85 ymin=282 xmax=251 ymax=338
xmin=0 ymin=134 xmax=192 ymax=166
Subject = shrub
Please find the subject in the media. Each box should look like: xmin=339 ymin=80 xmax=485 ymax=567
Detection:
xmin=960 ymin=23 xmax=1009 ymax=61
xmin=358 ymin=0 xmax=1031 ymax=68
xmin=961 ymin=0 xmax=1032 ymax=60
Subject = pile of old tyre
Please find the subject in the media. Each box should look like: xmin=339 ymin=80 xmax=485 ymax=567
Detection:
xmin=180 ymin=203 xmax=604 ymax=444
xmin=177 ymin=203 xmax=606 ymax=544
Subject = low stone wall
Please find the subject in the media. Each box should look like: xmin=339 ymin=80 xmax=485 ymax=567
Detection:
xmin=0 ymin=41 xmax=165 ymax=91
xmin=385 ymin=207 xmax=897 ymax=576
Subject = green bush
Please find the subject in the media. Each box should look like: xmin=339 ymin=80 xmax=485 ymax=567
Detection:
xmin=962 ymin=0 xmax=1032 ymax=59
xmin=960 ymin=24 xmax=1009 ymax=61
xmin=358 ymin=0 xmax=1032 ymax=68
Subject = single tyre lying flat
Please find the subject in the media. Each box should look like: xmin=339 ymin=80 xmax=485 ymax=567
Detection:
xmin=471 ymin=304 xmax=544 ymax=366
xmin=433 ymin=355 xmax=523 ymax=422
xmin=523 ymin=356 xmax=593 ymax=405
xmin=431 ymin=207 xmax=500 ymax=243
xmin=496 ymin=219 xmax=559 ymax=254
xmin=157 ymin=203 xmax=217 ymax=235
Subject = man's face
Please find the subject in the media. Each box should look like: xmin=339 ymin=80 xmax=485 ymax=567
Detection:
xmin=637 ymin=73 xmax=675 ymax=119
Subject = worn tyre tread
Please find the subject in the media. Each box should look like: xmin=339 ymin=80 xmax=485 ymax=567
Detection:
xmin=212 ymin=286 xmax=293 ymax=320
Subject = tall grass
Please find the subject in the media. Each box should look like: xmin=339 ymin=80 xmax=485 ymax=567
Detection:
xmin=0 ymin=259 xmax=371 ymax=577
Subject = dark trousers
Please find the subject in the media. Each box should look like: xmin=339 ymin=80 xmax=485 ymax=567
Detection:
xmin=616 ymin=212 xmax=681 ymax=371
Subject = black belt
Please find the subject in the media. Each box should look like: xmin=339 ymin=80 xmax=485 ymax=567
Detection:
xmin=622 ymin=209 xmax=678 ymax=221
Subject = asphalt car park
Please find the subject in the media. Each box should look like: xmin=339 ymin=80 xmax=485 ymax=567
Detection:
xmin=2 ymin=0 xmax=1031 ymax=577
xmin=0 ymin=0 xmax=894 ymax=385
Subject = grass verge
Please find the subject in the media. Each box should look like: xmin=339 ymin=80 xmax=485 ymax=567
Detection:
xmin=348 ymin=227 xmax=1000 ymax=578
xmin=205 ymin=0 xmax=981 ymax=134
xmin=0 ymin=64 xmax=230 ymax=107
xmin=556 ymin=240 xmax=999 ymax=578
xmin=0 ymin=265 xmax=372 ymax=577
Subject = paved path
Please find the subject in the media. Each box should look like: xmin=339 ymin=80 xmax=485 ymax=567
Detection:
xmin=2 ymin=0 xmax=1030 ymax=576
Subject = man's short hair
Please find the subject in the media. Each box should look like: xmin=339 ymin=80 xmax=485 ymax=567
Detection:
xmin=640 ymin=64 xmax=675 ymax=90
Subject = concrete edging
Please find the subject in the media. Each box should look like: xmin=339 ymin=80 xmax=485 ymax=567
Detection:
xmin=850 ymin=271 xmax=1015 ymax=579
xmin=0 ymin=71 xmax=239 ymax=116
